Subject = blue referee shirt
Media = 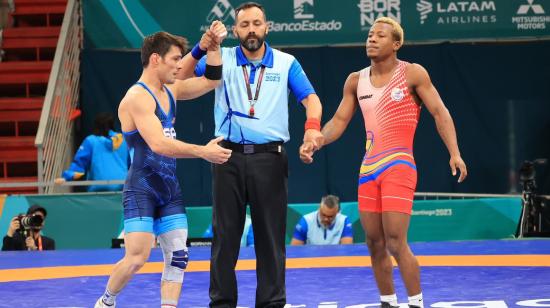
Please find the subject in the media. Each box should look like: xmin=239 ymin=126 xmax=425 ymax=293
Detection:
xmin=293 ymin=211 xmax=354 ymax=245
xmin=195 ymin=43 xmax=316 ymax=144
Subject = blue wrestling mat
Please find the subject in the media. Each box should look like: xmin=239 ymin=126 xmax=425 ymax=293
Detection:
xmin=1 ymin=239 xmax=549 ymax=307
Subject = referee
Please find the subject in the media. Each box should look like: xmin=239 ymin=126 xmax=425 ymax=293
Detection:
xmin=193 ymin=2 xmax=323 ymax=307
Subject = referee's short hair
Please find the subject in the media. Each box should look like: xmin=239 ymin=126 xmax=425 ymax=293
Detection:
xmin=234 ymin=2 xmax=266 ymax=22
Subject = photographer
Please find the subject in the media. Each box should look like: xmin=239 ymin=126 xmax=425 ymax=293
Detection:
xmin=2 ymin=205 xmax=55 ymax=251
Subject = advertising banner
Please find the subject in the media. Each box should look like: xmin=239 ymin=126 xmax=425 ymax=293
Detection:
xmin=0 ymin=194 xmax=521 ymax=249
xmin=83 ymin=0 xmax=550 ymax=48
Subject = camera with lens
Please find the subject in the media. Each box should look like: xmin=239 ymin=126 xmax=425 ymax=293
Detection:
xmin=518 ymin=159 xmax=549 ymax=237
xmin=519 ymin=159 xmax=543 ymax=193
xmin=16 ymin=213 xmax=44 ymax=231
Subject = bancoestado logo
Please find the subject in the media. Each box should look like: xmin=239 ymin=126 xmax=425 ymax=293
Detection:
xmin=201 ymin=0 xmax=341 ymax=36
xmin=416 ymin=0 xmax=497 ymax=25
xmin=512 ymin=0 xmax=550 ymax=30
xmin=357 ymin=0 xmax=402 ymax=31
xmin=269 ymin=0 xmax=342 ymax=33
xmin=200 ymin=0 xmax=342 ymax=38
xmin=294 ymin=0 xmax=314 ymax=19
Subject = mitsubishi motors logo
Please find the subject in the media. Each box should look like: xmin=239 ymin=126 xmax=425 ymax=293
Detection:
xmin=416 ymin=0 xmax=433 ymax=24
xmin=517 ymin=0 xmax=545 ymax=14
xmin=512 ymin=0 xmax=549 ymax=30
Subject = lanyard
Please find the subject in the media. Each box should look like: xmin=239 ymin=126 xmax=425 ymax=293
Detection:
xmin=37 ymin=235 xmax=43 ymax=251
xmin=241 ymin=64 xmax=266 ymax=117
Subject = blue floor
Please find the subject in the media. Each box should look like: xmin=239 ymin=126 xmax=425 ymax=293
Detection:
xmin=1 ymin=239 xmax=550 ymax=307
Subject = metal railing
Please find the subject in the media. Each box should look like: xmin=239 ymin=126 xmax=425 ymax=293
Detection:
xmin=414 ymin=192 xmax=522 ymax=200
xmin=0 ymin=174 xmax=531 ymax=199
xmin=35 ymin=0 xmax=82 ymax=194
xmin=0 ymin=179 xmax=124 ymax=189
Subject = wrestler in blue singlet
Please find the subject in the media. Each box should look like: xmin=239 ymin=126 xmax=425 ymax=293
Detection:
xmin=122 ymin=82 xmax=187 ymax=235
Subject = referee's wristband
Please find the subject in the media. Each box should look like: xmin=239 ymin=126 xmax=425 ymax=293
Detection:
xmin=305 ymin=118 xmax=321 ymax=131
xmin=191 ymin=43 xmax=206 ymax=60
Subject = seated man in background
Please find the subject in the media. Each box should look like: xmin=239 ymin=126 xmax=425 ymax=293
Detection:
xmin=203 ymin=214 xmax=254 ymax=247
xmin=2 ymin=205 xmax=55 ymax=251
xmin=291 ymin=195 xmax=353 ymax=245
xmin=55 ymin=112 xmax=129 ymax=192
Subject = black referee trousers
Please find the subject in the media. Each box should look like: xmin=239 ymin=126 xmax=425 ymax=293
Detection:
xmin=209 ymin=145 xmax=288 ymax=308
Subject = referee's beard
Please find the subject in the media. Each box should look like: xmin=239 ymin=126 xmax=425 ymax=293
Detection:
xmin=238 ymin=32 xmax=266 ymax=53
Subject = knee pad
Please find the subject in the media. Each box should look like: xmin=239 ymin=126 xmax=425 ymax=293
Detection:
xmin=158 ymin=229 xmax=188 ymax=283
xmin=162 ymin=249 xmax=188 ymax=283
xmin=170 ymin=249 xmax=189 ymax=270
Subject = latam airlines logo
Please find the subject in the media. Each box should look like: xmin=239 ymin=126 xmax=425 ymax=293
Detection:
xmin=415 ymin=1 xmax=497 ymax=25
xmin=294 ymin=0 xmax=314 ymax=19
xmin=416 ymin=0 xmax=432 ymax=24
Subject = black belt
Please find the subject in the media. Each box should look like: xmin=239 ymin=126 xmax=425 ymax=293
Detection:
xmin=220 ymin=141 xmax=283 ymax=154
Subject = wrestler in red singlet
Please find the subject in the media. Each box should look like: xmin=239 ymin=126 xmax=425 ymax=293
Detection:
xmin=357 ymin=60 xmax=421 ymax=214
xmin=300 ymin=17 xmax=467 ymax=307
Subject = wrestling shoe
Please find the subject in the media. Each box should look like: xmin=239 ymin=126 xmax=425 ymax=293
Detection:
xmin=94 ymin=298 xmax=115 ymax=308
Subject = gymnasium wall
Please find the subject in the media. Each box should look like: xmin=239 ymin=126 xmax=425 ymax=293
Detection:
xmin=79 ymin=41 xmax=550 ymax=205
xmin=0 ymin=194 xmax=522 ymax=249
